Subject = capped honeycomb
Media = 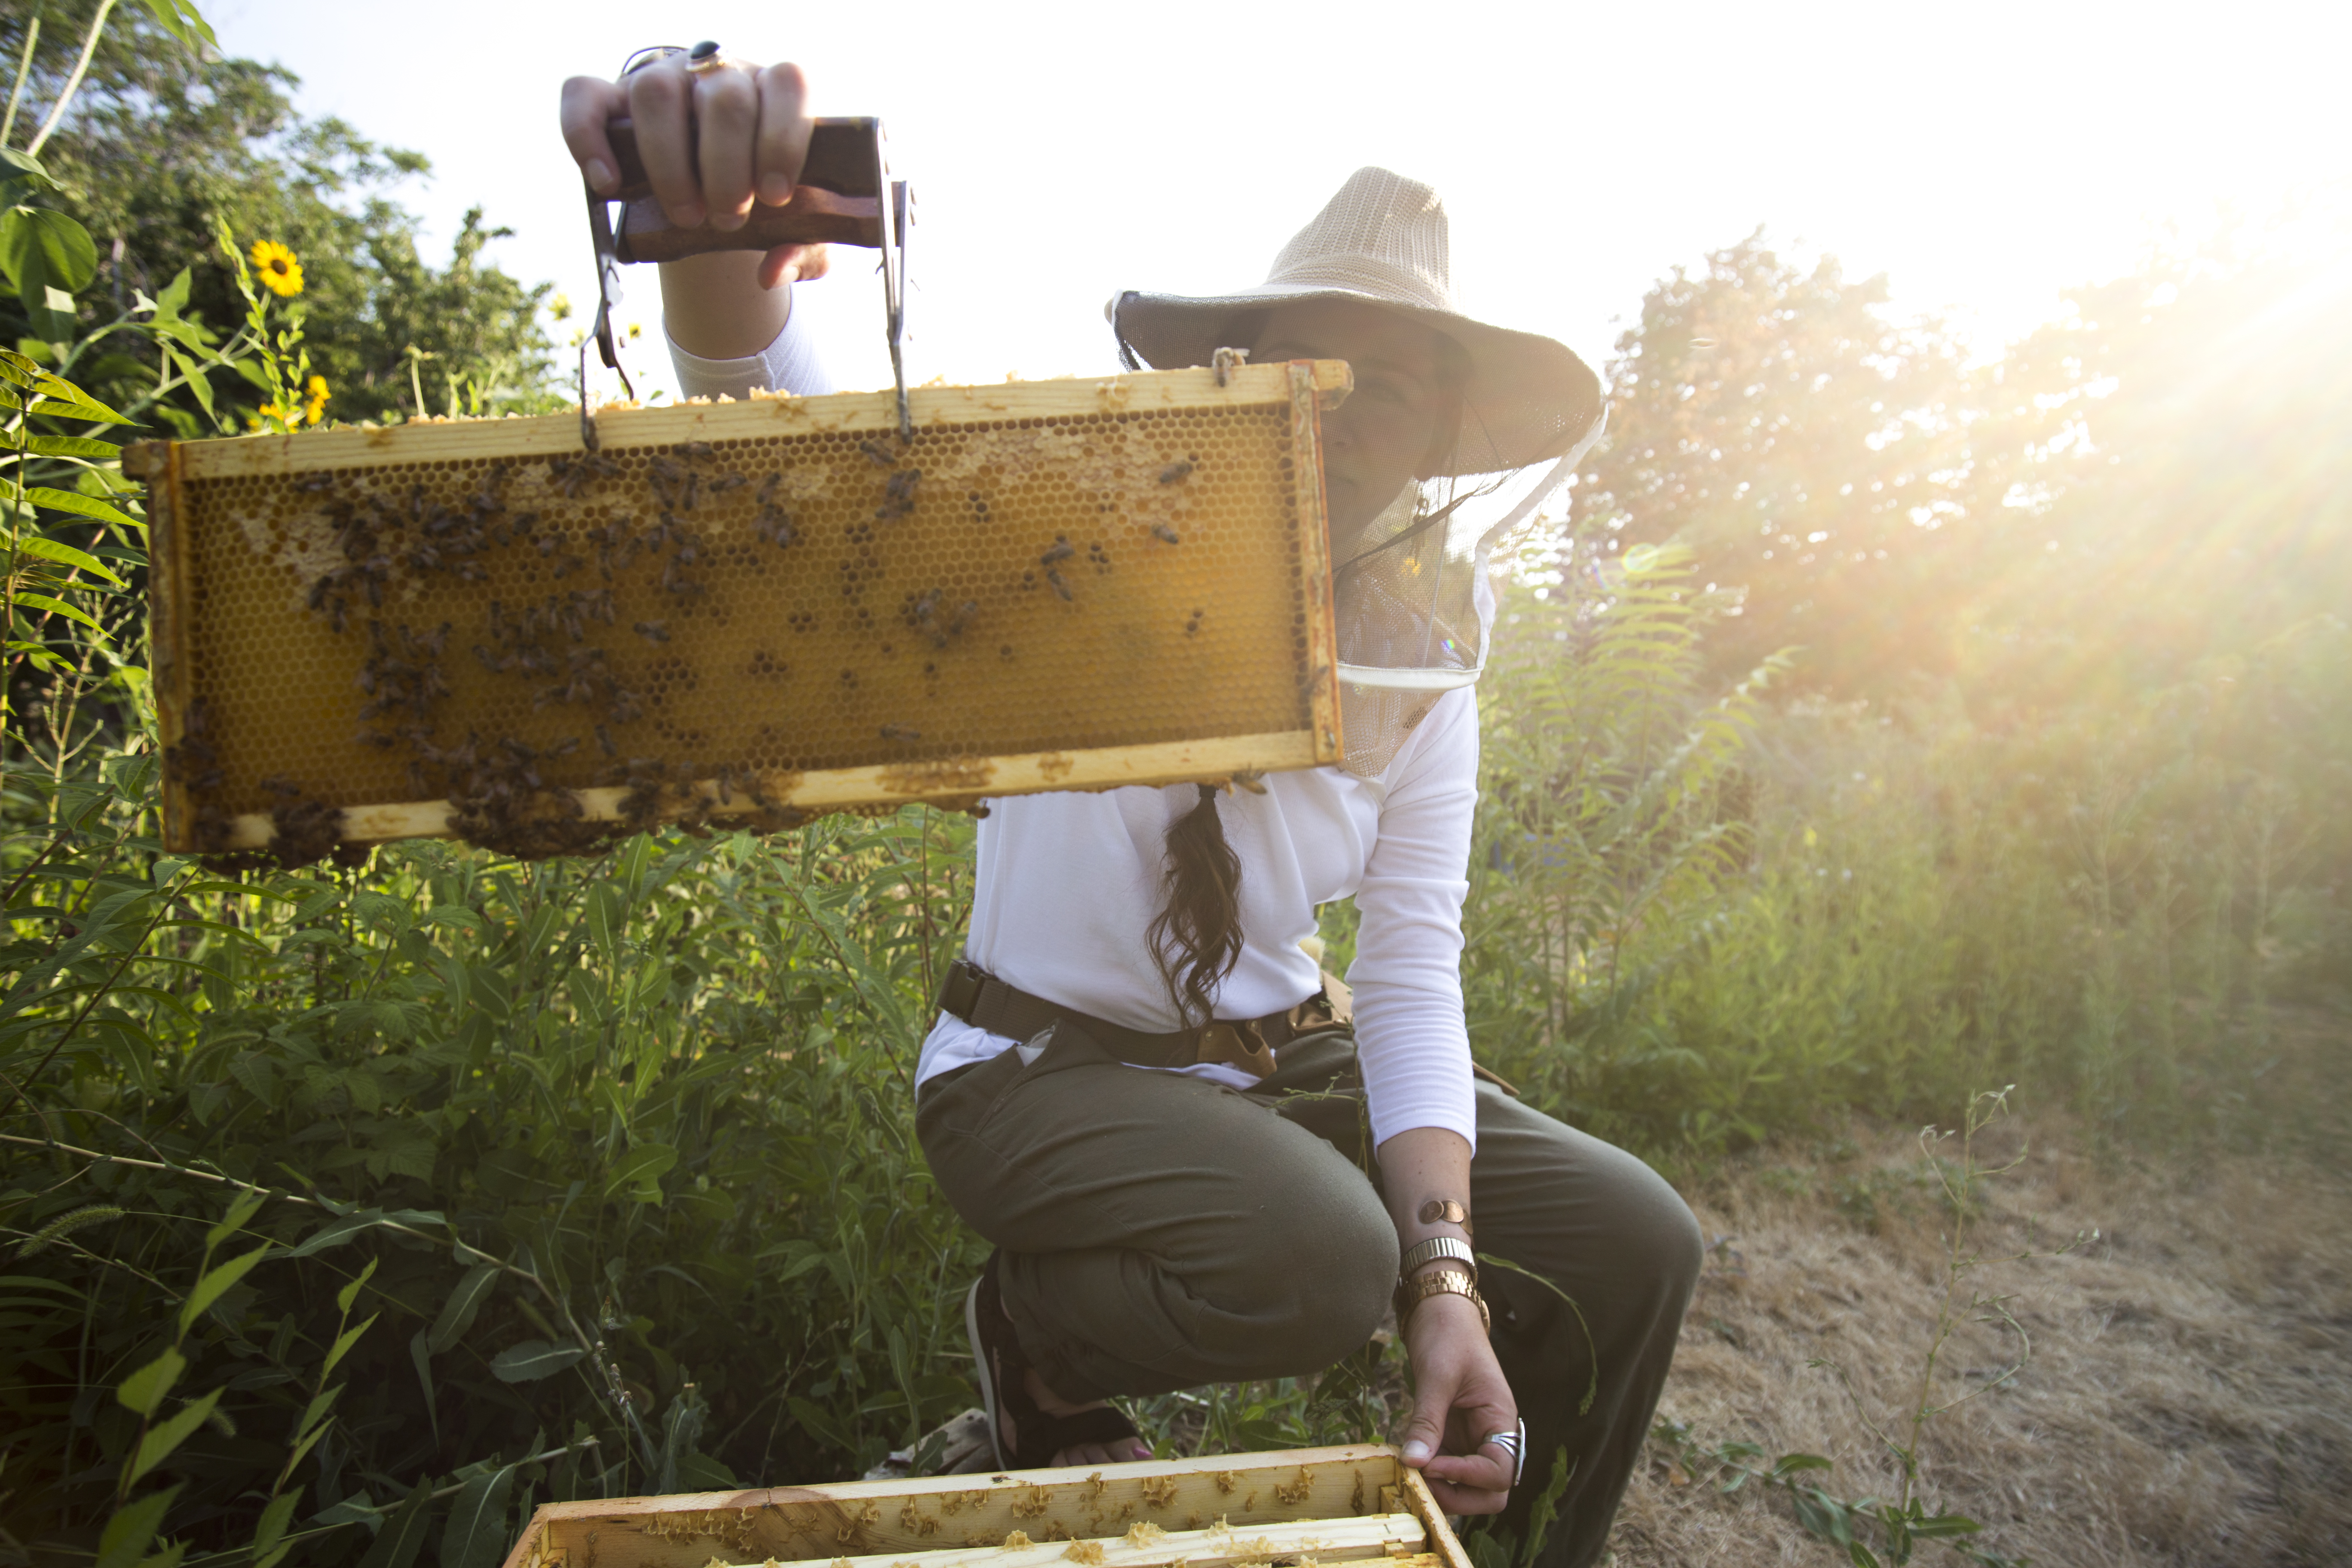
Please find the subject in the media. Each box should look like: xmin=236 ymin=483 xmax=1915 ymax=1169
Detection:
xmin=141 ymin=364 xmax=1346 ymax=861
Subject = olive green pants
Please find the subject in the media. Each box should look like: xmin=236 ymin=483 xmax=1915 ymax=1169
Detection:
xmin=915 ymin=1021 xmax=1702 ymax=1568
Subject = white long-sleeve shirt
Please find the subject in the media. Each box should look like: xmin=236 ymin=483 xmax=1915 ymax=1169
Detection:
xmin=669 ymin=303 xmax=1482 ymax=1150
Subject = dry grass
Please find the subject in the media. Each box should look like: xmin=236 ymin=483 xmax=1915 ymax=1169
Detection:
xmin=1609 ymin=1111 xmax=2352 ymax=1568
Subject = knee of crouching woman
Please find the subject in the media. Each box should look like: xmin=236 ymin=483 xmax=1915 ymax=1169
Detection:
xmin=1277 ymin=1200 xmax=1399 ymax=1364
xmin=1208 ymin=1199 xmax=1396 ymax=1375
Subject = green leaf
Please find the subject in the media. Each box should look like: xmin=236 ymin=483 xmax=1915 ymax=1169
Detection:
xmin=138 ymin=0 xmax=221 ymax=51
xmin=18 ymin=592 xmax=107 ymax=634
xmin=438 ymin=1464 xmax=516 ymax=1568
xmin=291 ymin=1382 xmax=346 ymax=1444
xmin=280 ymin=1206 xmax=442 ymax=1259
xmin=19 ymin=432 xmax=119 ymax=459
xmin=489 ymin=1338 xmax=587 ymax=1383
xmin=252 ymin=1489 xmax=301 ymax=1563
xmin=426 ymin=1260 xmax=500 ymax=1354
xmin=29 ymin=384 xmax=133 ymax=423
xmin=0 ymin=205 xmax=98 ymax=294
xmin=586 ymin=880 xmax=625 ymax=959
xmin=179 ymin=1241 xmax=270 ymax=1336
xmin=0 ymin=152 xmax=55 ymax=209
xmin=1515 ymin=1445 xmax=1573 ymax=1568
xmin=352 ymin=1480 xmax=433 ymax=1568
xmin=319 ymin=1314 xmax=376 ymax=1384
xmin=126 ymin=1387 xmax=222 ymax=1486
xmin=94 ymin=1487 xmax=180 ymax=1568
xmin=603 ymin=1141 xmax=678 ymax=1202
xmin=116 ymin=1347 xmax=187 ymax=1418
xmin=161 ymin=345 xmax=214 ymax=418
xmin=149 ymin=267 xmax=193 ymax=322
xmin=210 ymin=1188 xmax=271 ymax=1250
xmin=1792 ymin=1486 xmax=1856 ymax=1548
xmin=1909 ymin=1513 xmax=1983 ymax=1539
xmin=406 ymin=1329 xmax=439 ymax=1446
xmin=278 ymin=1393 xmax=340 ymax=1479
xmin=336 ymin=1256 xmax=380 ymax=1316
xmin=23 ymin=489 xmax=139 ymax=536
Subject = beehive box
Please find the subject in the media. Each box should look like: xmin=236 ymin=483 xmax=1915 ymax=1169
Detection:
xmin=497 ymin=1446 xmax=1468 ymax=1568
xmin=129 ymin=361 xmax=1349 ymax=862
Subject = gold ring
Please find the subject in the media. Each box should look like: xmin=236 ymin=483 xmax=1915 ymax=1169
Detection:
xmin=684 ymin=40 xmax=726 ymax=74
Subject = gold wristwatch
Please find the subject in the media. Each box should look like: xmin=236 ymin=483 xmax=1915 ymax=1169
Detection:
xmin=1394 ymin=1265 xmax=1491 ymax=1335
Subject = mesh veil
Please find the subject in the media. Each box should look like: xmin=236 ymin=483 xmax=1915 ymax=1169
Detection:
xmin=1333 ymin=415 xmax=1604 ymax=776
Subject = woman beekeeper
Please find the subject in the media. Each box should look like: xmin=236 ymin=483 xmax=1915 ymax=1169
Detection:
xmin=562 ymin=47 xmax=1701 ymax=1568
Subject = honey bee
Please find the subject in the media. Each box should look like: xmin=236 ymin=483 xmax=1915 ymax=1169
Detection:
xmin=634 ymin=620 xmax=669 ymax=643
xmin=880 ymin=723 xmax=922 ymax=742
xmin=876 ymin=468 xmax=921 ymax=520
xmin=1152 ymin=524 xmax=1181 ymax=545
xmin=1046 ymin=569 xmax=1074 ymax=601
xmin=947 ymin=600 xmax=979 ymax=636
xmin=859 ymin=438 xmax=896 ymax=466
xmin=1229 ymin=768 xmax=1269 ymax=796
xmin=1039 ymin=536 xmax=1074 ymax=566
xmin=754 ymin=505 xmax=795 ymax=547
xmin=1158 ymin=459 xmax=1195 ymax=484
xmin=678 ymin=440 xmax=714 ymax=459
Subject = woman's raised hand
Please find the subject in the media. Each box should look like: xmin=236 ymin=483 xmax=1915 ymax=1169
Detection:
xmin=558 ymin=50 xmax=830 ymax=291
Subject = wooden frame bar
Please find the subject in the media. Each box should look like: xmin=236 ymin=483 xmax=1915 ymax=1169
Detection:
xmin=496 ymin=1445 xmax=1471 ymax=1568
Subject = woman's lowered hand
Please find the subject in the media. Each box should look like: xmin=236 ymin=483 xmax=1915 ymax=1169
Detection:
xmin=1398 ymin=1284 xmax=1517 ymax=1515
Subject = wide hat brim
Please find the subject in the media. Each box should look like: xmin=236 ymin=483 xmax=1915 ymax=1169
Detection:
xmin=1110 ymin=283 xmax=1602 ymax=478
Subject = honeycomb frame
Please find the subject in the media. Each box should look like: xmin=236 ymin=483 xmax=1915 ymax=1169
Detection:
xmin=134 ymin=361 xmax=1349 ymax=859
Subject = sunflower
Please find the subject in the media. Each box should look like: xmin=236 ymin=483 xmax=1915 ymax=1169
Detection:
xmin=250 ymin=239 xmax=304 ymax=298
xmin=302 ymin=374 xmax=331 ymax=425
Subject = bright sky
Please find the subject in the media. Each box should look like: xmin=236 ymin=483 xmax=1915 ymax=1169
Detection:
xmin=206 ymin=0 xmax=2345 ymax=404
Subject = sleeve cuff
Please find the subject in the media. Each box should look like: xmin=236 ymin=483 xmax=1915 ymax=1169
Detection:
xmin=666 ymin=286 xmax=836 ymax=401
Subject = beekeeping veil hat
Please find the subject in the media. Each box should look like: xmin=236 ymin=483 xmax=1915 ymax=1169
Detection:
xmin=1108 ymin=166 xmax=1608 ymax=775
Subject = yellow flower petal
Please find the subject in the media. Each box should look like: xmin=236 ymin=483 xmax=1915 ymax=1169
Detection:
xmin=250 ymin=239 xmax=305 ymax=298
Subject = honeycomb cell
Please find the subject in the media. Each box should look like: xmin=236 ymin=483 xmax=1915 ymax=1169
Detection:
xmin=162 ymin=376 xmax=1334 ymax=847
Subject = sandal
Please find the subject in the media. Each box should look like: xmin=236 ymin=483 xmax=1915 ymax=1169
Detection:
xmin=965 ymin=1250 xmax=1144 ymax=1470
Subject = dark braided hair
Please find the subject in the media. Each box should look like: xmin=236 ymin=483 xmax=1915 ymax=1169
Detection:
xmin=1146 ymin=784 xmax=1245 ymax=1026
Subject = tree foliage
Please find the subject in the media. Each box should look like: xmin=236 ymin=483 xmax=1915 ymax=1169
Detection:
xmin=1 ymin=0 xmax=555 ymax=431
xmin=1574 ymin=225 xmax=2352 ymax=717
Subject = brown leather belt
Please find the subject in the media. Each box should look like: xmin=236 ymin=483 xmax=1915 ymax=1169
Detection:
xmin=934 ymin=959 xmax=1344 ymax=1079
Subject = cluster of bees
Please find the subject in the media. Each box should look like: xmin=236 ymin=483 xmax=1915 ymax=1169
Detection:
xmin=166 ymin=698 xmax=368 ymax=869
xmin=177 ymin=434 xmax=874 ymax=865
xmin=175 ymin=421 xmax=1208 ymax=869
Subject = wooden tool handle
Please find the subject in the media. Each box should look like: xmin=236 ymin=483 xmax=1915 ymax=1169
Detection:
xmin=604 ymin=116 xmax=886 ymax=259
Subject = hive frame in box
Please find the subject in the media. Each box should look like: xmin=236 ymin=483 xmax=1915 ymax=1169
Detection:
xmin=496 ymin=1445 xmax=1472 ymax=1568
xmin=132 ymin=361 xmax=1349 ymax=859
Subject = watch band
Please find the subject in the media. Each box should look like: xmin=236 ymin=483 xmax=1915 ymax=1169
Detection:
xmin=1400 ymin=1235 xmax=1477 ymax=1281
xmin=1393 ymin=1266 xmax=1491 ymax=1335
